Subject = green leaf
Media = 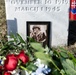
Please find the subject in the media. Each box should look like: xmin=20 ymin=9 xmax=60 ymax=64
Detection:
xmin=27 ymin=36 xmax=36 ymax=42
xmin=59 ymin=47 xmax=67 ymax=53
xmin=34 ymin=52 xmax=61 ymax=71
xmin=68 ymin=52 xmax=76 ymax=63
xmin=16 ymin=33 xmax=25 ymax=43
xmin=52 ymin=69 xmax=61 ymax=75
xmin=60 ymin=52 xmax=68 ymax=58
xmin=0 ymin=50 xmax=6 ymax=55
xmin=60 ymin=69 xmax=66 ymax=75
xmin=26 ymin=63 xmax=37 ymax=71
xmin=30 ymin=42 xmax=45 ymax=52
xmin=34 ymin=52 xmax=52 ymax=62
xmin=57 ymin=47 xmax=68 ymax=58
xmin=10 ymin=34 xmax=17 ymax=43
xmin=61 ymin=59 xmax=76 ymax=75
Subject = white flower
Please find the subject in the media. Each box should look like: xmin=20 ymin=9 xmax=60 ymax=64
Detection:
xmin=34 ymin=58 xmax=41 ymax=67
xmin=11 ymin=70 xmax=16 ymax=74
xmin=32 ymin=59 xmax=51 ymax=75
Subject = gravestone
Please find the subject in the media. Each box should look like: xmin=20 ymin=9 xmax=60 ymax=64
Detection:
xmin=5 ymin=0 xmax=70 ymax=47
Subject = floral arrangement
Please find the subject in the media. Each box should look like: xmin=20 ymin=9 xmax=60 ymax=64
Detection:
xmin=0 ymin=34 xmax=76 ymax=75
xmin=0 ymin=50 xmax=29 ymax=75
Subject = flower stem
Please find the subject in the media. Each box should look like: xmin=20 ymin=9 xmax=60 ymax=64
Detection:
xmin=20 ymin=65 xmax=27 ymax=71
xmin=51 ymin=60 xmax=65 ymax=75
xmin=51 ymin=60 xmax=60 ymax=71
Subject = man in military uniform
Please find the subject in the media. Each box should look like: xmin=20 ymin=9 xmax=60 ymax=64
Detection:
xmin=30 ymin=25 xmax=46 ymax=47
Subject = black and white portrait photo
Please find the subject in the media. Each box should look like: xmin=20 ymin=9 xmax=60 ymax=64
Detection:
xmin=27 ymin=22 xmax=51 ymax=47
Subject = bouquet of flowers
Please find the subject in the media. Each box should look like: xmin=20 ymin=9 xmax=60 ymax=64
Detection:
xmin=0 ymin=34 xmax=76 ymax=75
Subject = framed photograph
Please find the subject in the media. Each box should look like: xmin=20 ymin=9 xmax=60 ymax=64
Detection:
xmin=27 ymin=21 xmax=51 ymax=47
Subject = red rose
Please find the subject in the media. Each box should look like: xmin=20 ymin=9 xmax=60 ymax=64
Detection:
xmin=0 ymin=66 xmax=2 ymax=74
xmin=18 ymin=50 xmax=29 ymax=64
xmin=4 ymin=72 xmax=11 ymax=75
xmin=0 ymin=66 xmax=2 ymax=71
xmin=4 ymin=54 xmax=18 ymax=71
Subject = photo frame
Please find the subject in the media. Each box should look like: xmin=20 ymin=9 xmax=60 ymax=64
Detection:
xmin=27 ymin=21 xmax=51 ymax=47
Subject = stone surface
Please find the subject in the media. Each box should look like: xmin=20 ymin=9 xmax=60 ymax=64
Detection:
xmin=5 ymin=0 xmax=70 ymax=46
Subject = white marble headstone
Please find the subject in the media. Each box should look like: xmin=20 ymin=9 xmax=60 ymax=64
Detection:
xmin=5 ymin=0 xmax=70 ymax=46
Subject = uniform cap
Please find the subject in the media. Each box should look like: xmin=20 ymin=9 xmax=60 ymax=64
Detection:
xmin=32 ymin=25 xmax=41 ymax=30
